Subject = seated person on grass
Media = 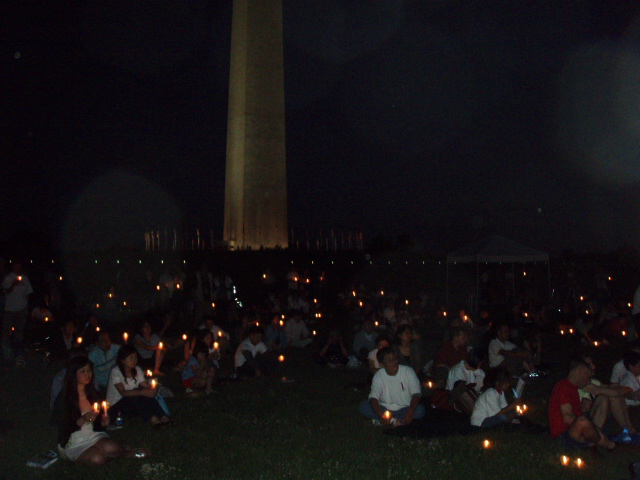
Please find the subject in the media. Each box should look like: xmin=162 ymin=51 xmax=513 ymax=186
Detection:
xmin=447 ymin=349 xmax=486 ymax=394
xmin=578 ymin=354 xmax=636 ymax=433
xmin=182 ymin=341 xmax=215 ymax=395
xmin=317 ymin=330 xmax=349 ymax=368
xmin=432 ymin=327 xmax=469 ymax=384
xmin=263 ymin=314 xmax=287 ymax=350
xmin=470 ymin=367 xmax=521 ymax=428
xmin=488 ymin=324 xmax=534 ymax=376
xmin=359 ymin=347 xmax=425 ymax=426
xmin=368 ymin=333 xmax=391 ymax=375
xmin=618 ymin=351 xmax=640 ymax=408
xmin=610 ymin=342 xmax=640 ymax=384
xmin=234 ymin=326 xmax=271 ymax=378
xmin=547 ymin=358 xmax=615 ymax=449
xmin=88 ymin=332 xmax=120 ymax=390
xmin=284 ymin=310 xmax=313 ymax=348
xmin=353 ymin=319 xmax=377 ymax=361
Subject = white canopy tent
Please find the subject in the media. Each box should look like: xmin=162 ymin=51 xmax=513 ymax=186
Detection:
xmin=446 ymin=235 xmax=550 ymax=309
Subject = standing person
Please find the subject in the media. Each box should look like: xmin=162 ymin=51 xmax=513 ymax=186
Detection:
xmin=359 ymin=348 xmax=425 ymax=426
xmin=1 ymin=262 xmax=33 ymax=363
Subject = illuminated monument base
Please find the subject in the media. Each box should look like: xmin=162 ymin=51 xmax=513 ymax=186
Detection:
xmin=223 ymin=0 xmax=288 ymax=250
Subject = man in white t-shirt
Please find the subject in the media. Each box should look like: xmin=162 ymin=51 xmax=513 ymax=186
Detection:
xmin=488 ymin=324 xmax=533 ymax=375
xmin=2 ymin=262 xmax=33 ymax=361
xmin=235 ymin=326 xmax=269 ymax=377
xmin=359 ymin=347 xmax=425 ymax=426
xmin=619 ymin=351 xmax=640 ymax=407
xmin=284 ymin=311 xmax=312 ymax=348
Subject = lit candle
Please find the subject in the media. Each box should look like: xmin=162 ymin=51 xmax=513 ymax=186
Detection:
xmin=123 ymin=332 xmax=128 ymax=342
xmin=312 ymin=330 xmax=316 ymax=336
xmin=158 ymin=342 xmax=163 ymax=350
xmin=212 ymin=303 xmax=215 ymax=308
xmin=593 ymin=341 xmax=599 ymax=347
xmin=516 ymin=406 xmax=522 ymax=415
xmin=575 ymin=458 xmax=584 ymax=468
xmin=77 ymin=337 xmax=83 ymax=344
xmin=102 ymin=401 xmax=108 ymax=413
xmin=383 ymin=410 xmax=392 ymax=420
xmin=182 ymin=334 xmax=187 ymax=341
xmin=44 ymin=317 xmax=49 ymax=322
xmin=569 ymin=328 xmax=574 ymax=334
xmin=427 ymin=381 xmax=433 ymax=389
xmin=279 ymin=320 xmax=284 ymax=326
xmin=156 ymin=285 xmax=160 ymax=291
xmin=483 ymin=439 xmax=491 ymax=449
xmin=623 ymin=331 xmax=627 ymax=336
xmin=405 ymin=300 xmax=409 ymax=305
xmin=176 ymin=284 xmax=181 ymax=290
xmin=17 ymin=276 xmax=22 ymax=281
xmin=213 ymin=342 xmax=219 ymax=350
xmin=561 ymin=455 xmax=570 ymax=466
xmin=279 ymin=355 xmax=285 ymax=362
xmin=151 ymin=379 xmax=157 ymax=389
xmin=96 ymin=326 xmax=100 ymax=332
xmin=146 ymin=370 xmax=153 ymax=377
xmin=522 ymin=404 xmax=527 ymax=412
xmin=374 ymin=321 xmax=379 ymax=327
xmin=443 ymin=311 xmax=447 ymax=317
xmin=560 ymin=330 xmax=565 ymax=335
xmin=93 ymin=402 xmax=99 ymax=413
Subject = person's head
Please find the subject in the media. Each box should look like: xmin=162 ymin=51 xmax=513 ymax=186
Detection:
xmin=568 ymin=358 xmax=593 ymax=388
xmin=62 ymin=320 xmax=75 ymax=337
xmin=396 ymin=324 xmax=413 ymax=345
xmin=63 ymin=356 xmax=100 ymax=414
xmin=491 ymin=367 xmax=511 ymax=393
xmin=496 ymin=324 xmax=510 ymax=342
xmin=623 ymin=351 xmax=640 ymax=376
xmin=362 ymin=319 xmax=374 ymax=334
xmin=248 ymin=326 xmax=263 ymax=345
xmin=577 ymin=354 xmax=596 ymax=375
xmin=375 ymin=333 xmax=391 ymax=350
xmin=465 ymin=349 xmax=484 ymax=370
xmin=116 ymin=345 xmax=139 ymax=375
xmin=377 ymin=347 xmax=399 ymax=376
xmin=139 ymin=320 xmax=152 ymax=336
xmin=96 ymin=331 xmax=112 ymax=352
xmin=193 ymin=341 xmax=208 ymax=360
xmin=200 ymin=330 xmax=214 ymax=346
xmin=451 ymin=327 xmax=469 ymax=347
xmin=67 ymin=355 xmax=93 ymax=388
xmin=204 ymin=317 xmax=215 ymax=330
xmin=12 ymin=262 xmax=22 ymax=275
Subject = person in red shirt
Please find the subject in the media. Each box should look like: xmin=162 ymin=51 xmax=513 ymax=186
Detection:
xmin=548 ymin=359 xmax=614 ymax=449
xmin=432 ymin=328 xmax=469 ymax=384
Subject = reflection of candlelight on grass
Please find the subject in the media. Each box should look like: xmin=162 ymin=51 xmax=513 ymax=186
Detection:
xmin=561 ymin=455 xmax=570 ymax=466
xmin=483 ymin=439 xmax=491 ymax=449
xmin=279 ymin=355 xmax=285 ymax=362
xmin=575 ymin=458 xmax=583 ymax=468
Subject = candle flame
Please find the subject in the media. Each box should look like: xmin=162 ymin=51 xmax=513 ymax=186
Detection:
xmin=94 ymin=402 xmax=99 ymax=413
xmin=279 ymin=355 xmax=285 ymax=362
xmin=151 ymin=379 xmax=157 ymax=389
xmin=214 ymin=342 xmax=219 ymax=350
xmin=575 ymin=458 xmax=583 ymax=468
xmin=182 ymin=334 xmax=187 ymax=341
xmin=483 ymin=440 xmax=490 ymax=449
xmin=147 ymin=370 xmax=153 ymax=377
xmin=383 ymin=410 xmax=391 ymax=420
xmin=123 ymin=332 xmax=129 ymax=341
xmin=561 ymin=455 xmax=570 ymax=466
xmin=158 ymin=342 xmax=163 ymax=349
xmin=77 ymin=337 xmax=83 ymax=344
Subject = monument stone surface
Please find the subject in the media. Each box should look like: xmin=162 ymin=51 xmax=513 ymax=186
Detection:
xmin=223 ymin=0 xmax=288 ymax=249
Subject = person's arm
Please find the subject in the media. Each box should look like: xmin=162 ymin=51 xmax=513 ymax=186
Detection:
xmin=584 ymin=383 xmax=633 ymax=398
xmin=559 ymin=402 xmax=576 ymax=426
xmin=368 ymin=358 xmax=379 ymax=375
xmin=134 ymin=336 xmax=156 ymax=352
xmin=370 ymin=398 xmax=391 ymax=425
xmin=402 ymin=394 xmax=421 ymax=425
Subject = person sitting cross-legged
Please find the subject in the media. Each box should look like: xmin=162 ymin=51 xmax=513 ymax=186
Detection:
xmin=359 ymin=347 xmax=425 ymax=426
xmin=548 ymin=358 xmax=615 ymax=449
xmin=234 ymin=326 xmax=272 ymax=378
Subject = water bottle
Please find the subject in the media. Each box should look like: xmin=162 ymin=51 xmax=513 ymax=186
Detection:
xmin=115 ymin=412 xmax=124 ymax=427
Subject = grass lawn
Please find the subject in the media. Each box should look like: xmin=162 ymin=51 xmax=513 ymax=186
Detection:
xmin=2 ymin=338 xmax=639 ymax=480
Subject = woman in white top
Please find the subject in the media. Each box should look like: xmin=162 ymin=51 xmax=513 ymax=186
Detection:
xmin=106 ymin=345 xmax=171 ymax=428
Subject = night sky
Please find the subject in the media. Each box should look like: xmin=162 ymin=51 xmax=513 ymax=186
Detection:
xmin=3 ymin=0 xmax=640 ymax=255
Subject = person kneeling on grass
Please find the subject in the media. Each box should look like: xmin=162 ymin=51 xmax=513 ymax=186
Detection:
xmin=548 ymin=358 xmax=615 ymax=450
xmin=470 ymin=367 xmax=521 ymax=428
xmin=359 ymin=347 xmax=425 ymax=426
xmin=234 ymin=326 xmax=272 ymax=378
xmin=182 ymin=341 xmax=215 ymax=395
xmin=106 ymin=345 xmax=172 ymax=429
xmin=53 ymin=356 xmax=149 ymax=465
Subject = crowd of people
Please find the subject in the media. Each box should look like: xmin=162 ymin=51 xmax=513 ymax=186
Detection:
xmin=3 ymin=256 xmax=640 ymax=467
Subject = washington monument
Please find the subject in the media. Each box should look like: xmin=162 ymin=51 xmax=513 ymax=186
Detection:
xmin=223 ymin=0 xmax=288 ymax=249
